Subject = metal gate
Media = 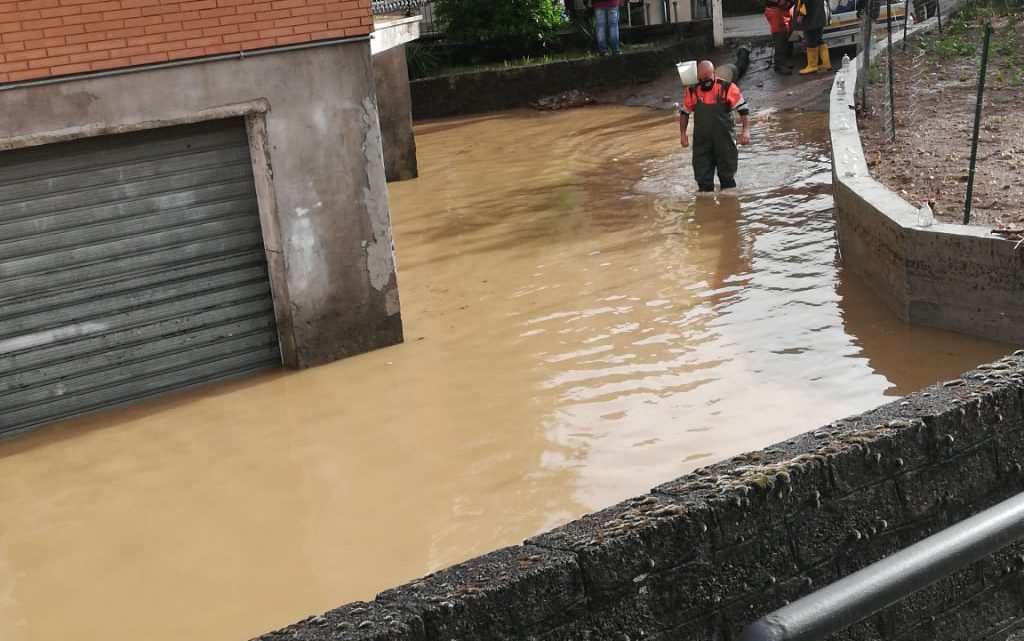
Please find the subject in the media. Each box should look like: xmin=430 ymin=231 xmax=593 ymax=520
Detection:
xmin=0 ymin=119 xmax=282 ymax=438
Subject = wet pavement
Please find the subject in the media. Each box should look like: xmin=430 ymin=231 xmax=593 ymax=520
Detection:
xmin=724 ymin=13 xmax=773 ymax=39
xmin=597 ymin=39 xmax=838 ymax=114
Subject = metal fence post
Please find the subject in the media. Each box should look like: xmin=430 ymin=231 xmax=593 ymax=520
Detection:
xmin=886 ymin=0 xmax=896 ymax=142
xmin=902 ymin=0 xmax=910 ymax=48
xmin=963 ymin=22 xmax=993 ymax=225
xmin=859 ymin=0 xmax=873 ymax=110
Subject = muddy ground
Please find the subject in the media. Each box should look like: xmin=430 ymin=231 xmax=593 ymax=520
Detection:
xmin=857 ymin=13 xmax=1024 ymax=234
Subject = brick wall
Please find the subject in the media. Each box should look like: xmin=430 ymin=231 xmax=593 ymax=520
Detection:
xmin=0 ymin=0 xmax=373 ymax=85
xmin=253 ymin=352 xmax=1024 ymax=641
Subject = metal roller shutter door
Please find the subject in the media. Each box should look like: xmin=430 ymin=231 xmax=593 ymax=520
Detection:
xmin=0 ymin=119 xmax=282 ymax=438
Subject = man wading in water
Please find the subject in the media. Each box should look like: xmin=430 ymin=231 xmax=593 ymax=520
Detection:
xmin=679 ymin=60 xmax=751 ymax=193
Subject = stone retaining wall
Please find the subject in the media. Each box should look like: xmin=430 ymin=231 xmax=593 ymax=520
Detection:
xmin=253 ymin=353 xmax=1024 ymax=641
xmin=410 ymin=26 xmax=714 ymax=119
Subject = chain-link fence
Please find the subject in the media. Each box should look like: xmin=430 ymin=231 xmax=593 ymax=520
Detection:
xmin=371 ymin=0 xmax=441 ymax=35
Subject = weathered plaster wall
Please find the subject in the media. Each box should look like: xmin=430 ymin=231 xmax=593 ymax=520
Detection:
xmin=253 ymin=353 xmax=1024 ymax=640
xmin=830 ymin=19 xmax=1024 ymax=347
xmin=0 ymin=43 xmax=403 ymax=368
xmin=373 ymin=45 xmax=418 ymax=182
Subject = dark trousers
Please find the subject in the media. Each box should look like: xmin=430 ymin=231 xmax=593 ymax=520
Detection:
xmin=692 ymin=136 xmax=738 ymax=191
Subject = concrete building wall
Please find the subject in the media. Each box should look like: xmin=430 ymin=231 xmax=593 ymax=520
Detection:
xmin=254 ymin=352 xmax=1024 ymax=640
xmin=373 ymin=45 xmax=418 ymax=182
xmin=0 ymin=0 xmax=374 ymax=85
xmin=370 ymin=16 xmax=420 ymax=183
xmin=0 ymin=42 xmax=403 ymax=368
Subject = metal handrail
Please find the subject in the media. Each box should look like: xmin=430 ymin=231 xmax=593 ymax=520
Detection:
xmin=739 ymin=491 xmax=1024 ymax=640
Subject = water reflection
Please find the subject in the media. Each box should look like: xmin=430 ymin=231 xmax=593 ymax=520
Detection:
xmin=834 ymin=266 xmax=1004 ymax=396
xmin=692 ymin=193 xmax=751 ymax=304
xmin=0 ymin=106 xmax=1011 ymax=641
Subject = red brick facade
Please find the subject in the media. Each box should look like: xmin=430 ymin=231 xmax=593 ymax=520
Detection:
xmin=0 ymin=0 xmax=374 ymax=84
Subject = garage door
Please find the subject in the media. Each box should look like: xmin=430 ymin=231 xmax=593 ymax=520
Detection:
xmin=0 ymin=119 xmax=282 ymax=438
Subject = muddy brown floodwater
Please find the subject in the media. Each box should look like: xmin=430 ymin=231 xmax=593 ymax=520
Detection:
xmin=0 ymin=106 xmax=1012 ymax=641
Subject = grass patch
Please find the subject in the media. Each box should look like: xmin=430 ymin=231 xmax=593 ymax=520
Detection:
xmin=911 ymin=0 xmax=1022 ymax=86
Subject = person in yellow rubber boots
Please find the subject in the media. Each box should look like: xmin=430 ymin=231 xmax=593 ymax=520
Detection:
xmin=792 ymin=0 xmax=831 ymax=74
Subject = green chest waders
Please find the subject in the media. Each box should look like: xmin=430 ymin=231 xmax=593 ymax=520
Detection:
xmin=692 ymin=93 xmax=739 ymax=192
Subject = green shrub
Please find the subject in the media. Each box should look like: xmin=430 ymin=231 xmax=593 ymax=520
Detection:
xmin=434 ymin=0 xmax=567 ymax=59
xmin=406 ymin=41 xmax=442 ymax=79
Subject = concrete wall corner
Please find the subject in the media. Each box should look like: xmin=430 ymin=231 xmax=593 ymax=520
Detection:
xmin=828 ymin=33 xmax=1024 ymax=346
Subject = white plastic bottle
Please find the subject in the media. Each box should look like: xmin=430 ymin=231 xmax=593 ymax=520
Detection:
xmin=917 ymin=201 xmax=934 ymax=228
xmin=841 ymin=53 xmax=851 ymax=70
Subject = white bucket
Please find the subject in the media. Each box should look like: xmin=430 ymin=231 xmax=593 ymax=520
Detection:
xmin=676 ymin=60 xmax=698 ymax=87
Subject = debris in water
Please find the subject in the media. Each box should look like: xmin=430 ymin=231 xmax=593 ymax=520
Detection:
xmin=530 ymin=89 xmax=596 ymax=110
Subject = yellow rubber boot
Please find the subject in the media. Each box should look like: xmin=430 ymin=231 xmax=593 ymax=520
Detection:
xmin=818 ymin=44 xmax=832 ymax=72
xmin=799 ymin=46 xmax=819 ymax=75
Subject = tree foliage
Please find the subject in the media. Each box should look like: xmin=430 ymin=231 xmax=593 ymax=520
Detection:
xmin=435 ymin=0 xmax=567 ymax=58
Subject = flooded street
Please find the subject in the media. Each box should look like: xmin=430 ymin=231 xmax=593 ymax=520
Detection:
xmin=0 ymin=106 xmax=1011 ymax=641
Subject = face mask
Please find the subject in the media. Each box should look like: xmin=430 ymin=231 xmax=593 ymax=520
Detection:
xmin=700 ymin=79 xmax=714 ymax=91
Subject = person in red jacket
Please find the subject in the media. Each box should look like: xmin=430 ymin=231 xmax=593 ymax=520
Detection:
xmin=764 ymin=0 xmax=795 ymax=74
xmin=585 ymin=0 xmax=621 ymax=55
xmin=679 ymin=61 xmax=751 ymax=192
